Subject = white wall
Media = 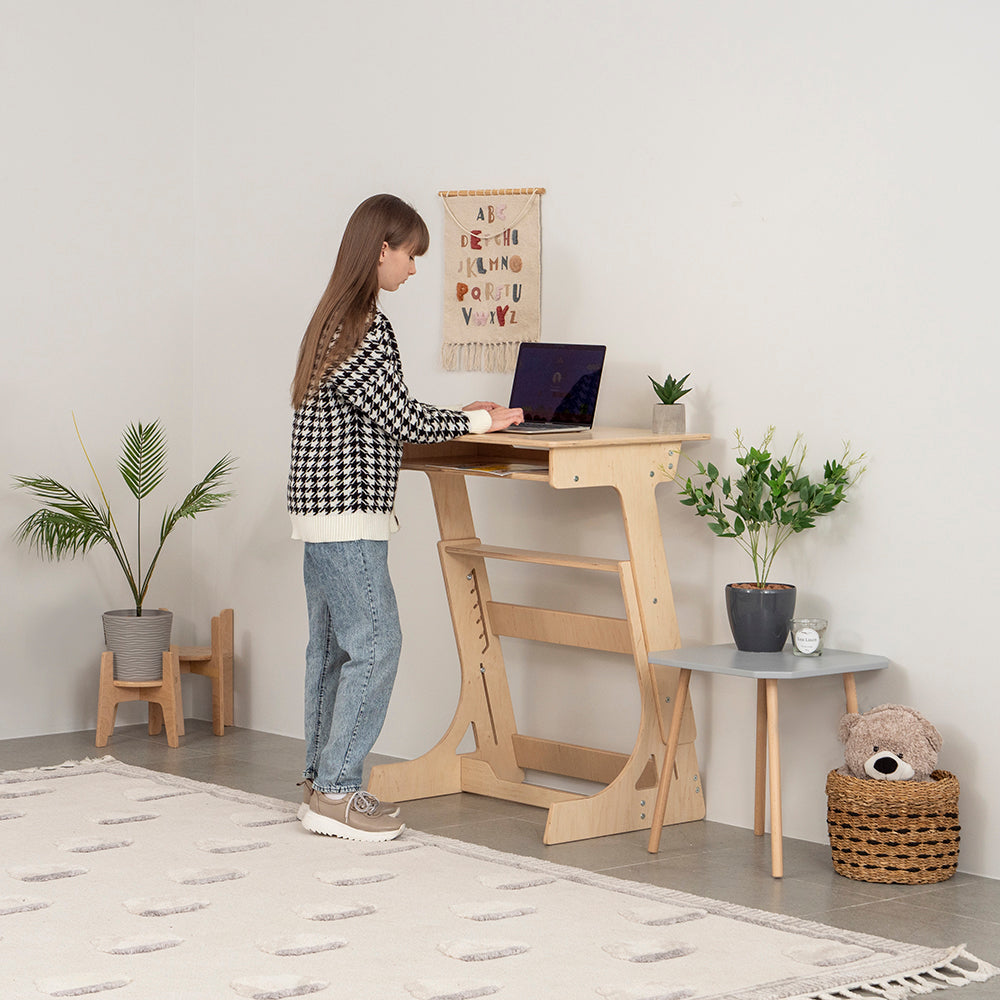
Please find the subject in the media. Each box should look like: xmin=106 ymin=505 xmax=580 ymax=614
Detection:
xmin=0 ymin=1 xmax=202 ymax=728
xmin=3 ymin=1 xmax=998 ymax=878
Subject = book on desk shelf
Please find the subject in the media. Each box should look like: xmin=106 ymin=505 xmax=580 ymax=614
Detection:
xmin=424 ymin=461 xmax=544 ymax=477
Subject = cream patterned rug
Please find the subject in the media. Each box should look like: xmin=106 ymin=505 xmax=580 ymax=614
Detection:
xmin=1 ymin=758 xmax=996 ymax=1000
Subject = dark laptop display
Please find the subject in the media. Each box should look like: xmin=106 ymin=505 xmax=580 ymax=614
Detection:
xmin=505 ymin=342 xmax=606 ymax=433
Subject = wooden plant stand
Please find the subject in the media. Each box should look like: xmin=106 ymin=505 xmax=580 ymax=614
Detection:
xmin=173 ymin=608 xmax=235 ymax=736
xmin=95 ymin=650 xmax=184 ymax=748
xmin=368 ymin=427 xmax=708 ymax=844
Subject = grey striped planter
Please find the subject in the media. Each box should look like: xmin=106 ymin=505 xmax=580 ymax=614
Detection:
xmin=102 ymin=609 xmax=173 ymax=682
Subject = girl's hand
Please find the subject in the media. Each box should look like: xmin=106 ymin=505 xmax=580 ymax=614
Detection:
xmin=462 ymin=400 xmax=502 ymax=412
xmin=485 ymin=407 xmax=524 ymax=432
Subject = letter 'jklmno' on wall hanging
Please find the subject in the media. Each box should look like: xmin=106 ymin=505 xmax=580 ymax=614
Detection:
xmin=440 ymin=187 xmax=544 ymax=372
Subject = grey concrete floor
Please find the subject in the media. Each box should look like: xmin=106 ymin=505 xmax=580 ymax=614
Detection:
xmin=4 ymin=720 xmax=999 ymax=996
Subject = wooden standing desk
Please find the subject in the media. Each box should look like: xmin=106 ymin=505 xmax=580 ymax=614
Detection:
xmin=367 ymin=427 xmax=708 ymax=844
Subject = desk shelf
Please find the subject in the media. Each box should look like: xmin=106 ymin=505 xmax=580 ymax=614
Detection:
xmin=369 ymin=428 xmax=708 ymax=844
xmin=408 ymin=459 xmax=551 ymax=483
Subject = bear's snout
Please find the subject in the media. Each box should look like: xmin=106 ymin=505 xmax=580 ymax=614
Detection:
xmin=864 ymin=751 xmax=916 ymax=781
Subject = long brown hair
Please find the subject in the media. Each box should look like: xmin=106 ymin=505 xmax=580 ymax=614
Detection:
xmin=291 ymin=194 xmax=430 ymax=409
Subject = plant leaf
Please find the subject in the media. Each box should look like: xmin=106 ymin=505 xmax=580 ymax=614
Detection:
xmin=158 ymin=454 xmax=236 ymax=542
xmin=119 ymin=421 xmax=167 ymax=500
xmin=673 ymin=427 xmax=867 ymax=581
xmin=648 ymin=372 xmax=692 ymax=404
xmin=11 ymin=478 xmax=112 ymax=558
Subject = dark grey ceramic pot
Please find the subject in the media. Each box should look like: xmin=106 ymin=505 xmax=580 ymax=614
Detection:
xmin=725 ymin=584 xmax=796 ymax=652
xmin=102 ymin=609 xmax=173 ymax=682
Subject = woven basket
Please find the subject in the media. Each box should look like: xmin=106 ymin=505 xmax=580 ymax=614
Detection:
xmin=826 ymin=769 xmax=960 ymax=884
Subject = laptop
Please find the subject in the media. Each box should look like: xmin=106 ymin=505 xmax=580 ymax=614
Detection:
xmin=504 ymin=342 xmax=606 ymax=434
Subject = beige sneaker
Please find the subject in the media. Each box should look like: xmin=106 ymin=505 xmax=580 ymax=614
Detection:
xmin=301 ymin=789 xmax=405 ymax=842
xmin=297 ymin=780 xmax=400 ymax=820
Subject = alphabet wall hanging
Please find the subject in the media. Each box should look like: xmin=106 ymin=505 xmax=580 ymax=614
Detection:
xmin=439 ymin=187 xmax=544 ymax=372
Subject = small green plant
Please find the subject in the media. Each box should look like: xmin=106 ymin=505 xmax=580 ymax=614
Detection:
xmin=13 ymin=417 xmax=235 ymax=616
xmin=648 ymin=373 xmax=692 ymax=405
xmin=676 ymin=427 xmax=866 ymax=587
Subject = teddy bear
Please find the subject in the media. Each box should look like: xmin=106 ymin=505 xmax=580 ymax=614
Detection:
xmin=838 ymin=703 xmax=942 ymax=782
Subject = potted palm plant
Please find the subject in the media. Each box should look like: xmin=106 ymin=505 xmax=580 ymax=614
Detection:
xmin=676 ymin=427 xmax=866 ymax=651
xmin=13 ymin=417 xmax=235 ymax=681
xmin=648 ymin=373 xmax=691 ymax=435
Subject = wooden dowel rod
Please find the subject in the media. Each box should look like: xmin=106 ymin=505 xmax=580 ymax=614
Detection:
xmin=438 ymin=188 xmax=546 ymax=197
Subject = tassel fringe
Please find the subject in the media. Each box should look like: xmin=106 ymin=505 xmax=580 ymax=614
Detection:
xmin=801 ymin=947 xmax=999 ymax=999
xmin=442 ymin=340 xmax=526 ymax=373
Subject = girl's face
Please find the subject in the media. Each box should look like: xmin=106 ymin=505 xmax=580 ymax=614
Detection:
xmin=377 ymin=242 xmax=417 ymax=292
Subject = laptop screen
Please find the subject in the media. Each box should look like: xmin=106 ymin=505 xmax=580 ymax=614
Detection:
xmin=508 ymin=343 xmax=606 ymax=425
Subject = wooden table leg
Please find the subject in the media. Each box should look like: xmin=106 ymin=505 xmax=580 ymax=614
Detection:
xmin=95 ymin=652 xmax=117 ymax=748
xmin=765 ymin=677 xmax=783 ymax=878
xmin=843 ymin=672 xmax=858 ymax=714
xmin=647 ymin=668 xmax=691 ymax=854
xmin=754 ymin=678 xmax=767 ymax=837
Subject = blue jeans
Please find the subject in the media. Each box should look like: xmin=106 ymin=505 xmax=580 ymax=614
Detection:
xmin=302 ymin=541 xmax=402 ymax=795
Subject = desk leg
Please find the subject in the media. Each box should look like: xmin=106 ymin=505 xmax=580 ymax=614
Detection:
xmin=754 ymin=679 xmax=767 ymax=837
xmin=368 ymin=541 xmax=524 ymax=802
xmin=647 ymin=668 xmax=691 ymax=854
xmin=843 ymin=673 xmax=858 ymax=714
xmin=765 ymin=678 xmax=783 ymax=878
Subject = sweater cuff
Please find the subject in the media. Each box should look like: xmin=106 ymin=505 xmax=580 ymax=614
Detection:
xmin=465 ymin=409 xmax=493 ymax=434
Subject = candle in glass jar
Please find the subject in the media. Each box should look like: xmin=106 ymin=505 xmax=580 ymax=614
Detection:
xmin=790 ymin=618 xmax=828 ymax=656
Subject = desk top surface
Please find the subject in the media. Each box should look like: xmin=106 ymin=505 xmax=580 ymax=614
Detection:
xmin=458 ymin=426 xmax=710 ymax=450
xmin=648 ymin=644 xmax=889 ymax=679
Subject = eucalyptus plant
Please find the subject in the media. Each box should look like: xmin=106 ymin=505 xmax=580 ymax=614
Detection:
xmin=648 ymin=373 xmax=692 ymax=405
xmin=676 ymin=427 xmax=866 ymax=588
xmin=13 ymin=417 xmax=235 ymax=616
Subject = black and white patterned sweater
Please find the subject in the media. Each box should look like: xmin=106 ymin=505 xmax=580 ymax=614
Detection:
xmin=287 ymin=311 xmax=491 ymax=541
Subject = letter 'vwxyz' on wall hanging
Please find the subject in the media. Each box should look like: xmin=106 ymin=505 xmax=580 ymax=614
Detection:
xmin=440 ymin=187 xmax=544 ymax=372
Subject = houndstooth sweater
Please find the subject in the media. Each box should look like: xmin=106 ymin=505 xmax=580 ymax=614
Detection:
xmin=288 ymin=310 xmax=491 ymax=541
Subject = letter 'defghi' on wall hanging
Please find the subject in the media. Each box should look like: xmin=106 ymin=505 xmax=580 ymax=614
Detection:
xmin=440 ymin=187 xmax=544 ymax=372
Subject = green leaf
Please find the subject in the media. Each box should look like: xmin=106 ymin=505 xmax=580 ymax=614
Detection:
xmin=13 ymin=419 xmax=236 ymax=615
xmin=119 ymin=421 xmax=167 ymax=500
xmin=673 ymin=427 xmax=866 ymax=583
xmin=648 ymin=372 xmax=692 ymax=404
xmin=11 ymin=478 xmax=112 ymax=559
xmin=158 ymin=454 xmax=236 ymax=542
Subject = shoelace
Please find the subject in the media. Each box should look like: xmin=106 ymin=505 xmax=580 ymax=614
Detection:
xmin=346 ymin=790 xmax=383 ymax=816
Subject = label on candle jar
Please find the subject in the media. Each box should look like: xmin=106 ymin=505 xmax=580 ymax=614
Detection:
xmin=794 ymin=627 xmax=820 ymax=654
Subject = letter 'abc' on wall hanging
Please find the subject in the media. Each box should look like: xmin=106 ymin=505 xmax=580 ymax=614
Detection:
xmin=440 ymin=187 xmax=544 ymax=372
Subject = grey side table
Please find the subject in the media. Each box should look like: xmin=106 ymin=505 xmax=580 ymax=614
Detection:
xmin=646 ymin=644 xmax=888 ymax=877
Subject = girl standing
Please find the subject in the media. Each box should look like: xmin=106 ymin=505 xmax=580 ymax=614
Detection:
xmin=288 ymin=194 xmax=522 ymax=841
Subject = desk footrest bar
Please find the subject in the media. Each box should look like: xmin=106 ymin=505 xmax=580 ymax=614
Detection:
xmin=443 ymin=541 xmax=624 ymax=573
xmin=512 ymin=735 xmax=658 ymax=788
xmin=487 ymin=602 xmax=632 ymax=653
xmin=460 ymin=757 xmax=585 ymax=808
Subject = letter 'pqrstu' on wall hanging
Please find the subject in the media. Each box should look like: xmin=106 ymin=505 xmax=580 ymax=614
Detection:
xmin=439 ymin=188 xmax=544 ymax=372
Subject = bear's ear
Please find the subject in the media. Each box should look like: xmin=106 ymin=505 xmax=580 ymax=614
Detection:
xmin=838 ymin=713 xmax=862 ymax=744
xmin=887 ymin=705 xmax=943 ymax=755
xmin=922 ymin=719 xmax=943 ymax=754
